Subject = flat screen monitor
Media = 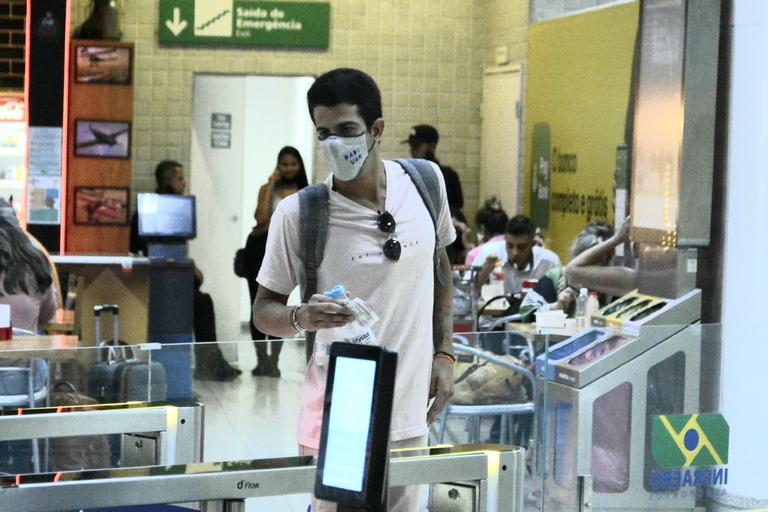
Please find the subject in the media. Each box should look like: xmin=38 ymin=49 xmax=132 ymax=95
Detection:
xmin=315 ymin=342 xmax=397 ymax=508
xmin=137 ymin=193 xmax=196 ymax=240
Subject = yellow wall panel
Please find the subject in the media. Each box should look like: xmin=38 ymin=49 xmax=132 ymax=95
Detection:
xmin=524 ymin=2 xmax=638 ymax=259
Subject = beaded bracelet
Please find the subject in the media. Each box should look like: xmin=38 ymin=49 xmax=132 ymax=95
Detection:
xmin=290 ymin=304 xmax=306 ymax=333
xmin=433 ymin=351 xmax=456 ymax=364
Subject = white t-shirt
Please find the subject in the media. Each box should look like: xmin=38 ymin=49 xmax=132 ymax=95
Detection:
xmin=257 ymin=160 xmax=456 ymax=449
xmin=503 ymin=245 xmax=562 ymax=294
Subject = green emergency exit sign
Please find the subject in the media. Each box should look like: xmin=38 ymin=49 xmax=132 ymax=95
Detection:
xmin=158 ymin=0 xmax=330 ymax=49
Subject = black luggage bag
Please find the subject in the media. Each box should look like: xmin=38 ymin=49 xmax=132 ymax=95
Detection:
xmin=88 ymin=305 xmax=168 ymax=403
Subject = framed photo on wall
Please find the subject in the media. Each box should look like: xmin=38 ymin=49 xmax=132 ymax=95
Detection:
xmin=75 ymin=45 xmax=132 ymax=85
xmin=74 ymin=119 xmax=131 ymax=159
xmin=74 ymin=187 xmax=130 ymax=225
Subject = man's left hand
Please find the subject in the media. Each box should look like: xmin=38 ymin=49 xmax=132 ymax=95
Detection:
xmin=427 ymin=357 xmax=454 ymax=424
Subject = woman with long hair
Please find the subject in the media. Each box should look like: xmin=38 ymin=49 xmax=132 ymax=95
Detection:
xmin=0 ymin=212 xmax=56 ymax=332
xmin=244 ymin=146 xmax=309 ymax=377
xmin=0 ymin=202 xmax=58 ymax=472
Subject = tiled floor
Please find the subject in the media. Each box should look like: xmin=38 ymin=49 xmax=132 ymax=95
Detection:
xmin=193 ymin=339 xmax=310 ymax=512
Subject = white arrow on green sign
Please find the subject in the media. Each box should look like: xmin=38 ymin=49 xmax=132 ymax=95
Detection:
xmin=165 ymin=7 xmax=188 ymax=36
xmin=158 ymin=0 xmax=330 ymax=49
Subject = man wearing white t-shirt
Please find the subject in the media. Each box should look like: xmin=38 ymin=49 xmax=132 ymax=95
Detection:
xmin=477 ymin=215 xmax=562 ymax=295
xmin=252 ymin=68 xmax=456 ymax=512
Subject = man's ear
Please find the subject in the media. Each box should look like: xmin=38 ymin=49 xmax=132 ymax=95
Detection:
xmin=371 ymin=118 xmax=385 ymax=142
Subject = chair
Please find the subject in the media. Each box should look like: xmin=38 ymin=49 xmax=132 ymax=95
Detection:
xmin=435 ymin=338 xmax=535 ymax=447
xmin=0 ymin=327 xmax=48 ymax=473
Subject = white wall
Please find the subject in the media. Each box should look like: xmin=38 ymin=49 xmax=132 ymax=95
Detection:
xmin=189 ymin=75 xmax=247 ymax=344
xmin=240 ymin=76 xmax=315 ymax=322
xmin=720 ymin=0 xmax=768 ymax=504
xmin=190 ymin=75 xmax=315 ymax=345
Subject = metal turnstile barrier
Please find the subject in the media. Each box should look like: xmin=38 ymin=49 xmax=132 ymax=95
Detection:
xmin=0 ymin=401 xmax=203 ymax=467
xmin=535 ymin=289 xmax=704 ymax=511
xmin=0 ymin=444 xmax=524 ymax=512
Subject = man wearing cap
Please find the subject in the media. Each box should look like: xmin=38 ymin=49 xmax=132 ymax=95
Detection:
xmin=404 ymin=124 xmax=464 ymax=216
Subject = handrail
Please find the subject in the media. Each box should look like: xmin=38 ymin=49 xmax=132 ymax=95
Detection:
xmin=0 ymin=445 xmax=525 ymax=512
xmin=0 ymin=402 xmax=202 ymax=466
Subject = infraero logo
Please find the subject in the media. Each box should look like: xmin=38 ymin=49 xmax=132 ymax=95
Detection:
xmin=650 ymin=413 xmax=729 ymax=492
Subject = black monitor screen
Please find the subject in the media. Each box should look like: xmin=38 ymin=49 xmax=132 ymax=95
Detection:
xmin=137 ymin=193 xmax=196 ymax=239
xmin=315 ymin=343 xmax=397 ymax=508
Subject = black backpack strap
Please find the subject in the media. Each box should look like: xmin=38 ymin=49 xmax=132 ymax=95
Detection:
xmin=298 ymin=183 xmax=330 ymax=362
xmin=394 ymin=158 xmax=449 ymax=287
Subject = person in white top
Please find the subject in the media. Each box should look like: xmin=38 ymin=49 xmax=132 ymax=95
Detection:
xmin=464 ymin=196 xmax=508 ymax=268
xmin=477 ymin=214 xmax=561 ymax=295
xmin=253 ymin=68 xmax=456 ymax=512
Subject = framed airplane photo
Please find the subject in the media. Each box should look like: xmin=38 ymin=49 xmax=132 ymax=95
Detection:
xmin=75 ymin=45 xmax=132 ymax=85
xmin=74 ymin=119 xmax=131 ymax=159
xmin=74 ymin=187 xmax=130 ymax=225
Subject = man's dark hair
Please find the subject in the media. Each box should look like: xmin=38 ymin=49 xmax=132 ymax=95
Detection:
xmin=155 ymin=160 xmax=182 ymax=193
xmin=506 ymin=215 xmax=535 ymax=237
xmin=307 ymin=68 xmax=382 ymax=129
xmin=475 ymin=197 xmax=508 ymax=237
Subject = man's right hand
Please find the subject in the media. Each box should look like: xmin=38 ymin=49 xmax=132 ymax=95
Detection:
xmin=481 ymin=255 xmax=500 ymax=272
xmin=475 ymin=255 xmax=500 ymax=293
xmin=296 ymin=294 xmax=354 ymax=331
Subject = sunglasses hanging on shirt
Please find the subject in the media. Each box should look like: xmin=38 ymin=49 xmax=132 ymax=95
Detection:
xmin=377 ymin=210 xmax=401 ymax=262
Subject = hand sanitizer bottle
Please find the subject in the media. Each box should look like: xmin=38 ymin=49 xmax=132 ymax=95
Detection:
xmin=575 ymin=287 xmax=589 ymax=329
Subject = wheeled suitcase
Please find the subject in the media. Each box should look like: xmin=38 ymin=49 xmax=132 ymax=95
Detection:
xmin=88 ymin=305 xmax=127 ymax=402
xmin=88 ymin=305 xmax=167 ymax=403
xmin=114 ymin=358 xmax=167 ymax=402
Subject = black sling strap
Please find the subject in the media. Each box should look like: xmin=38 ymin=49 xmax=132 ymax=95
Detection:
xmin=298 ymin=183 xmax=329 ymax=362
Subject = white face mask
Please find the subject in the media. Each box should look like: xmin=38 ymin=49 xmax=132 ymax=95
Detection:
xmin=319 ymin=132 xmax=371 ymax=181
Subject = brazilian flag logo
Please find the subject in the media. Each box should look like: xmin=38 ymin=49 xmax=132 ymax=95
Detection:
xmin=652 ymin=414 xmax=729 ymax=469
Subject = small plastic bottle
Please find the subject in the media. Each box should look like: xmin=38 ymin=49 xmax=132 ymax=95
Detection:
xmin=586 ymin=291 xmax=600 ymax=324
xmin=521 ymin=279 xmax=538 ymax=299
xmin=491 ymin=261 xmax=505 ymax=288
xmin=0 ymin=303 xmax=11 ymax=341
xmin=575 ymin=287 xmax=589 ymax=329
xmin=482 ymin=261 xmax=508 ymax=309
xmin=324 ymin=285 xmax=376 ymax=346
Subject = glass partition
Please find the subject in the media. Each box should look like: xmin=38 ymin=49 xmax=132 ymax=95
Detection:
xmin=0 ymin=339 xmax=312 ymax=454
xmin=537 ymin=323 xmax=724 ymax=512
xmin=0 ymin=323 xmax=727 ymax=511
